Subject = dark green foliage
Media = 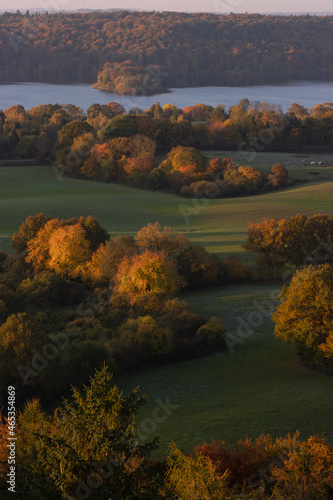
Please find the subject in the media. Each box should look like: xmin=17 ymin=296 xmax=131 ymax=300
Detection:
xmin=10 ymin=367 xmax=159 ymax=499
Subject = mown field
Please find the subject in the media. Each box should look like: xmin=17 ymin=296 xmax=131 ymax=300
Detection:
xmin=1 ymin=153 xmax=333 ymax=262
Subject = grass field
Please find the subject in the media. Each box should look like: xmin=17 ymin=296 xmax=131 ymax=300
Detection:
xmin=0 ymin=156 xmax=333 ymax=261
xmin=1 ymin=155 xmax=332 ymax=459
xmin=118 ymin=283 xmax=333 ymax=457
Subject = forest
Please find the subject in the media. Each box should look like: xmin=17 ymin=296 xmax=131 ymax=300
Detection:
xmin=1 ymin=9 xmax=333 ymax=496
xmin=0 ymin=11 xmax=333 ymax=92
xmin=1 ymin=100 xmax=333 ymax=198
xmin=1 ymin=208 xmax=333 ymax=498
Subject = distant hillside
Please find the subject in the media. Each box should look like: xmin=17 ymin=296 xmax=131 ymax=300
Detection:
xmin=0 ymin=11 xmax=332 ymax=94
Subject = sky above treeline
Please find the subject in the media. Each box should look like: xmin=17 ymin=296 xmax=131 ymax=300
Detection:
xmin=2 ymin=0 xmax=333 ymax=14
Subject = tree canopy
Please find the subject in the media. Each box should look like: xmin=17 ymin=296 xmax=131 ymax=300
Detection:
xmin=272 ymin=263 xmax=333 ymax=371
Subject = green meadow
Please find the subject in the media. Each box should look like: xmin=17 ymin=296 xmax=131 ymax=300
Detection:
xmin=0 ymin=157 xmax=333 ymax=457
xmin=118 ymin=283 xmax=333 ymax=457
xmin=1 ymin=158 xmax=333 ymax=263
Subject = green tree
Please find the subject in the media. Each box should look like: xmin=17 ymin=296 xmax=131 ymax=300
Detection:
xmin=57 ymin=120 xmax=93 ymax=148
xmin=16 ymin=367 xmax=158 ymax=499
xmin=118 ymin=316 xmax=174 ymax=358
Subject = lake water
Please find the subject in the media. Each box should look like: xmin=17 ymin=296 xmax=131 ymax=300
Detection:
xmin=0 ymin=81 xmax=332 ymax=113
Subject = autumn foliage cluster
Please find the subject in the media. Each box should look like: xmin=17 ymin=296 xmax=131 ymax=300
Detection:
xmin=0 ymin=217 xmax=232 ymax=405
xmin=273 ymin=263 xmax=333 ymax=372
xmin=1 ymin=100 xmax=333 ymax=199
xmin=1 ymin=366 xmax=333 ymax=499
xmin=243 ymin=213 xmax=333 ymax=280
xmin=243 ymin=213 xmax=333 ymax=372
xmin=1 ymin=11 xmax=332 ymax=89
xmin=1 ymin=98 xmax=333 ymax=206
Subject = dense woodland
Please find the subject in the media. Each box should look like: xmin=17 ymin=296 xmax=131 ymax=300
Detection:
xmin=0 ymin=216 xmax=233 ymax=408
xmin=0 ymin=210 xmax=333 ymax=498
xmin=0 ymin=11 xmax=333 ymax=92
xmin=1 ymin=100 xmax=333 ymax=198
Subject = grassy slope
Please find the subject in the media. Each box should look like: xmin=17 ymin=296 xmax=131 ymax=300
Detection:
xmin=0 ymin=160 xmax=332 ymax=457
xmin=0 ymin=163 xmax=333 ymax=261
xmin=118 ymin=283 xmax=333 ymax=457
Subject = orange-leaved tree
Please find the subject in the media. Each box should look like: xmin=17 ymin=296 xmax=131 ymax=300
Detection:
xmin=115 ymin=250 xmax=183 ymax=304
xmin=242 ymin=217 xmax=283 ymax=280
xmin=47 ymin=223 xmax=92 ymax=278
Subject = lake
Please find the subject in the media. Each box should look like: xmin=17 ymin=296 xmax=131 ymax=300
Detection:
xmin=0 ymin=81 xmax=332 ymax=113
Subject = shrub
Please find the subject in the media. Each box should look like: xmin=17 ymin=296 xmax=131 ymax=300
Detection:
xmin=196 ymin=317 xmax=227 ymax=350
xmin=118 ymin=316 xmax=174 ymax=360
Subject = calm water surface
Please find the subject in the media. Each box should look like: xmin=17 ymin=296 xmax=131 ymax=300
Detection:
xmin=0 ymin=81 xmax=332 ymax=113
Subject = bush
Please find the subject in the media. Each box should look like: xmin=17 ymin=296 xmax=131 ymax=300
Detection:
xmin=118 ymin=316 xmax=174 ymax=361
xmin=222 ymin=255 xmax=249 ymax=283
xmin=196 ymin=317 xmax=227 ymax=350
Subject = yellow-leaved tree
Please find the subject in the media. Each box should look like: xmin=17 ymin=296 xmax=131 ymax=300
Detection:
xmin=48 ymin=223 xmax=92 ymax=278
xmin=272 ymin=263 xmax=333 ymax=370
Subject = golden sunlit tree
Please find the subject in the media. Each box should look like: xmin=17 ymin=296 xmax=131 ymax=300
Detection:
xmin=272 ymin=263 xmax=333 ymax=370
xmin=115 ymin=250 xmax=183 ymax=304
xmin=47 ymin=223 xmax=92 ymax=278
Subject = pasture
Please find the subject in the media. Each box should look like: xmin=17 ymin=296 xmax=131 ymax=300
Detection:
xmin=0 ymin=154 xmax=333 ymax=261
xmin=119 ymin=283 xmax=333 ymax=457
xmin=0 ymin=155 xmax=332 ymax=458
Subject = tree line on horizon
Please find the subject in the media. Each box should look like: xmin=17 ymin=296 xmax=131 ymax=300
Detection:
xmin=0 ymin=11 xmax=333 ymax=91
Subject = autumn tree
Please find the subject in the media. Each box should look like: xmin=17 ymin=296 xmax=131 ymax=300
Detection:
xmin=135 ymin=222 xmax=190 ymax=256
xmin=115 ymin=250 xmax=183 ymax=304
xmin=166 ymin=146 xmax=207 ymax=173
xmin=242 ymin=218 xmax=283 ymax=280
xmin=166 ymin=443 xmax=230 ymax=500
xmin=0 ymin=313 xmax=47 ymax=387
xmin=47 ymin=223 xmax=92 ymax=278
xmin=244 ymin=214 xmax=333 ymax=277
xmin=272 ymin=263 xmax=333 ymax=370
xmin=124 ymin=153 xmax=157 ymax=180
xmin=88 ymin=236 xmax=138 ymax=284
xmin=24 ymin=216 xmax=108 ymax=275
xmin=26 ymin=218 xmax=63 ymax=272
xmin=196 ymin=317 xmax=227 ymax=350
xmin=78 ymin=215 xmax=110 ymax=251
xmin=303 ymin=213 xmax=333 ymax=265
xmin=267 ymin=163 xmax=289 ymax=187
xmin=12 ymin=213 xmax=50 ymax=253
xmin=182 ymin=103 xmax=214 ymax=121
